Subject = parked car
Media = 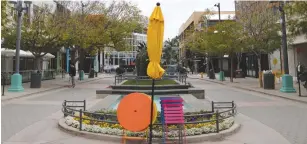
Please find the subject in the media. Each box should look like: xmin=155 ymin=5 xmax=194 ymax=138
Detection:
xmin=165 ymin=65 xmax=178 ymax=76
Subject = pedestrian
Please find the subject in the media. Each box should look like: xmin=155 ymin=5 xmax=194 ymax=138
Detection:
xmin=69 ymin=62 xmax=76 ymax=88
xmin=297 ymin=62 xmax=304 ymax=83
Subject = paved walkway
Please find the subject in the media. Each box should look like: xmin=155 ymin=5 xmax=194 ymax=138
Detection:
xmin=1 ymin=73 xmax=114 ymax=101
xmin=2 ymin=77 xmax=114 ymax=143
xmin=2 ymin=76 xmax=307 ymax=144
xmin=189 ymin=74 xmax=307 ymax=104
xmin=190 ymin=78 xmax=307 ymax=144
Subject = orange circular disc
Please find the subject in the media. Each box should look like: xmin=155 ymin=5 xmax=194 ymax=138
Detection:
xmin=117 ymin=93 xmax=157 ymax=132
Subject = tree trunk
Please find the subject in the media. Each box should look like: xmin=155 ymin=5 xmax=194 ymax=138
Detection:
xmin=70 ymin=50 xmax=76 ymax=64
xmin=79 ymin=49 xmax=85 ymax=71
xmin=258 ymin=56 xmax=263 ymax=88
xmin=210 ymin=58 xmax=215 ymax=74
xmin=230 ymin=53 xmax=234 ymax=82
xmin=35 ymin=57 xmax=42 ymax=71
xmin=88 ymin=58 xmax=92 ymax=74
xmin=236 ymin=53 xmax=242 ymax=70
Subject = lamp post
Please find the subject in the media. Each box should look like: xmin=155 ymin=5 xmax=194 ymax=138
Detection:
xmin=270 ymin=1 xmax=296 ymax=93
xmin=8 ymin=0 xmax=32 ymax=92
xmin=214 ymin=3 xmax=225 ymax=81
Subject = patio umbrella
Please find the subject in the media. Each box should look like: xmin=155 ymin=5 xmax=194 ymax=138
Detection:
xmin=146 ymin=2 xmax=165 ymax=144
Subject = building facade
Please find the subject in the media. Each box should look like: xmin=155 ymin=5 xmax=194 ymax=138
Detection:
xmin=178 ymin=10 xmax=235 ymax=73
xmin=101 ymin=33 xmax=147 ymax=70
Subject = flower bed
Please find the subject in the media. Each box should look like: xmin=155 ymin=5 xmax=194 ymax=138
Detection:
xmin=64 ymin=110 xmax=235 ymax=138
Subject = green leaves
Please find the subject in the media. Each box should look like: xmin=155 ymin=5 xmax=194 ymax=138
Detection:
xmin=236 ymin=2 xmax=281 ymax=55
xmin=184 ymin=20 xmax=247 ymax=57
xmin=285 ymin=1 xmax=307 ymax=38
xmin=163 ymin=37 xmax=179 ymax=65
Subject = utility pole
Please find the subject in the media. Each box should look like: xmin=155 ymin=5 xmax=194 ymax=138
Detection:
xmin=215 ymin=3 xmax=224 ymax=81
xmin=270 ymin=1 xmax=296 ymax=93
xmin=8 ymin=0 xmax=32 ymax=92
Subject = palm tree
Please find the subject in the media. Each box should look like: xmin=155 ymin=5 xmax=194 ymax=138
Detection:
xmin=163 ymin=37 xmax=179 ymax=65
xmin=136 ymin=42 xmax=148 ymax=76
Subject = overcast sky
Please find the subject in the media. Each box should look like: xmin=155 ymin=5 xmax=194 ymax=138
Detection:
xmin=126 ymin=0 xmax=236 ymax=40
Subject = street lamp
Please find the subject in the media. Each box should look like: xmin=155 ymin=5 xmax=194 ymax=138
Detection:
xmin=214 ymin=3 xmax=225 ymax=81
xmin=8 ymin=0 xmax=32 ymax=92
xmin=270 ymin=1 xmax=296 ymax=93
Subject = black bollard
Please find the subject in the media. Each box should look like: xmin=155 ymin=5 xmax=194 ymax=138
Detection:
xmin=2 ymin=75 xmax=5 ymax=96
xmin=298 ymin=76 xmax=301 ymax=96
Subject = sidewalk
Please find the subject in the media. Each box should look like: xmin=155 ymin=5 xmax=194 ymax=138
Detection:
xmin=1 ymin=73 xmax=113 ymax=102
xmin=189 ymin=74 xmax=307 ymax=104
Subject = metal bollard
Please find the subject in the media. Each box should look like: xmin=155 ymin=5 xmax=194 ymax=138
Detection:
xmin=298 ymin=76 xmax=301 ymax=96
xmin=63 ymin=100 xmax=67 ymax=117
xmin=232 ymin=101 xmax=235 ymax=114
xmin=2 ymin=75 xmax=5 ymax=96
xmin=216 ymin=110 xmax=220 ymax=133
xmin=79 ymin=109 xmax=83 ymax=131
xmin=211 ymin=101 xmax=214 ymax=113
xmin=83 ymin=100 xmax=86 ymax=111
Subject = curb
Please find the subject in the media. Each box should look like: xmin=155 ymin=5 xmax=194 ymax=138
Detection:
xmin=58 ymin=118 xmax=241 ymax=143
xmin=1 ymin=76 xmax=111 ymax=102
xmin=193 ymin=77 xmax=307 ymax=105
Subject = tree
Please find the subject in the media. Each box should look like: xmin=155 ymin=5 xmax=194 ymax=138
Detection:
xmin=3 ymin=4 xmax=65 ymax=70
xmin=1 ymin=0 xmax=8 ymax=28
xmin=184 ymin=26 xmax=219 ymax=74
xmin=57 ymin=0 xmax=144 ymax=72
xmin=285 ymin=1 xmax=307 ymax=37
xmin=136 ymin=42 xmax=148 ymax=76
xmin=236 ymin=1 xmax=282 ymax=87
xmin=163 ymin=37 xmax=179 ymax=65
xmin=209 ymin=21 xmax=248 ymax=82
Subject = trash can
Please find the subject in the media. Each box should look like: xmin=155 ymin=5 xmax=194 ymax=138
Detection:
xmin=89 ymin=69 xmax=95 ymax=78
xmin=209 ymin=69 xmax=215 ymax=79
xmin=30 ymin=72 xmax=42 ymax=88
xmin=263 ymin=72 xmax=275 ymax=89
xmin=79 ymin=70 xmax=84 ymax=80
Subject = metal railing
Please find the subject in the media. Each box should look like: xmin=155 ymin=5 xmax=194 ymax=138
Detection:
xmin=114 ymin=73 xmax=188 ymax=85
xmin=1 ymin=70 xmax=56 ymax=85
xmin=62 ymin=100 xmax=237 ymax=133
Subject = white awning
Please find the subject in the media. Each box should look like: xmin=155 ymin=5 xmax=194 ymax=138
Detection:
xmin=43 ymin=53 xmax=55 ymax=58
xmin=1 ymin=48 xmax=55 ymax=58
xmin=1 ymin=48 xmax=34 ymax=57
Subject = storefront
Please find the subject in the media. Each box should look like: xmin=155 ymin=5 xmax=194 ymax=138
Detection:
xmin=243 ymin=53 xmax=269 ymax=78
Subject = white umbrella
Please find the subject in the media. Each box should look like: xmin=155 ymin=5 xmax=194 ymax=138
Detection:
xmin=43 ymin=53 xmax=55 ymax=59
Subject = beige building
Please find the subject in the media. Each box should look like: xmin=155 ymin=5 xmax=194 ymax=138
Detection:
xmin=178 ymin=11 xmax=235 ymax=62
xmin=178 ymin=10 xmax=235 ymax=72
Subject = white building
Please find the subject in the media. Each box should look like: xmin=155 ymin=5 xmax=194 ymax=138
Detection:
xmin=101 ymin=33 xmax=147 ymax=69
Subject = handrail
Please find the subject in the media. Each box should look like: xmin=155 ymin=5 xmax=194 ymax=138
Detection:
xmin=62 ymin=100 xmax=237 ymax=133
xmin=114 ymin=74 xmax=188 ymax=85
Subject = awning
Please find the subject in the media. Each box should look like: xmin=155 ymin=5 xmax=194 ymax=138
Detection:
xmin=1 ymin=48 xmax=33 ymax=57
xmin=1 ymin=48 xmax=55 ymax=59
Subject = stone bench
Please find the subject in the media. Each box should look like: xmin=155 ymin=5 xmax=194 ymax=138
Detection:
xmin=96 ymin=88 xmax=205 ymax=99
xmin=110 ymin=85 xmax=190 ymax=90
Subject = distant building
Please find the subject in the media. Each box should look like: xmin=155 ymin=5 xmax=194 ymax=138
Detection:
xmin=101 ymin=33 xmax=147 ymax=70
xmin=178 ymin=10 xmax=235 ymax=73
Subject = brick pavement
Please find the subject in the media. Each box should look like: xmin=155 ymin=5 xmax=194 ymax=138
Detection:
xmin=189 ymin=73 xmax=307 ymax=104
xmin=1 ymin=73 xmax=114 ymax=101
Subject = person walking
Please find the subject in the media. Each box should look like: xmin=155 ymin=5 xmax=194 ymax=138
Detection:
xmin=69 ymin=62 xmax=76 ymax=88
